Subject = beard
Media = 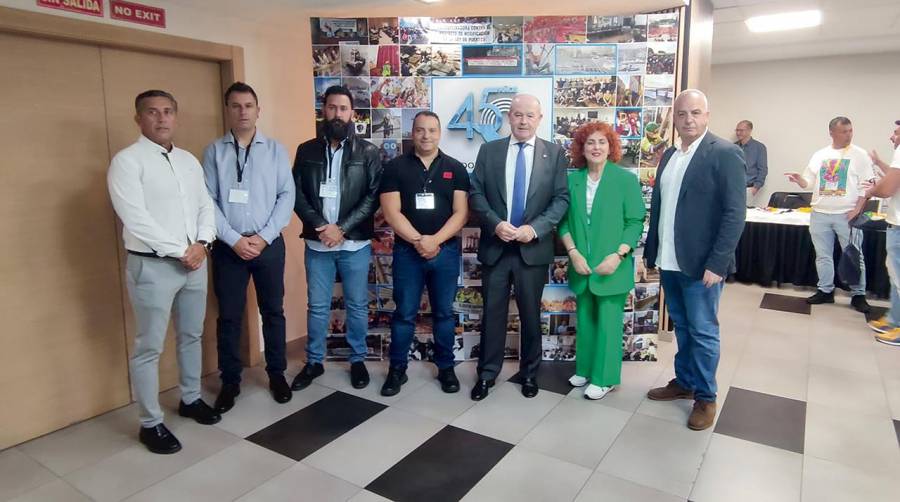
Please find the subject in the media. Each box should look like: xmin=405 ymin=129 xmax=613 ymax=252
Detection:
xmin=322 ymin=118 xmax=351 ymax=141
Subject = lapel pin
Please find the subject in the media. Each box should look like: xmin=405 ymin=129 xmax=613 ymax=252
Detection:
xmin=542 ymin=154 xmax=548 ymax=158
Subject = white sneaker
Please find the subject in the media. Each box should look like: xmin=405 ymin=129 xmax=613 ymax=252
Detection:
xmin=584 ymin=384 xmax=613 ymax=400
xmin=569 ymin=375 xmax=588 ymax=387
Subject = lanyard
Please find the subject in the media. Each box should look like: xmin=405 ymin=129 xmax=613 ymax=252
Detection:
xmin=325 ymin=140 xmax=343 ymax=182
xmin=232 ymin=133 xmax=253 ymax=183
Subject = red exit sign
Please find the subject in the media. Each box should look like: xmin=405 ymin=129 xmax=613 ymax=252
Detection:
xmin=110 ymin=0 xmax=165 ymax=28
xmin=37 ymin=0 xmax=104 ymax=17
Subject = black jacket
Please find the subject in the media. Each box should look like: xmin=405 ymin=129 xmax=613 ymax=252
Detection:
xmin=644 ymin=131 xmax=747 ymax=279
xmin=292 ymin=135 xmax=382 ymax=242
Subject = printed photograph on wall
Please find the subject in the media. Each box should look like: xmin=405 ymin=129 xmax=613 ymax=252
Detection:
xmin=554 ymin=76 xmax=616 ymax=107
xmin=586 ymin=15 xmax=647 ymax=43
xmin=492 ymin=16 xmax=524 ymax=43
xmin=640 ymin=107 xmax=672 ymax=167
xmin=524 ymin=43 xmax=555 ymax=75
xmin=461 ymin=45 xmax=523 ymax=75
xmin=368 ymin=45 xmax=401 ymax=77
xmin=647 ymin=43 xmax=676 ymax=75
xmin=313 ymin=45 xmax=341 ymax=76
xmin=371 ymin=108 xmax=402 ymax=139
xmin=616 ymin=74 xmax=644 ymax=107
xmin=311 ymin=17 xmax=369 ymax=45
xmin=648 ymin=12 xmax=679 ymax=43
xmin=617 ymin=43 xmax=647 ymax=73
xmin=555 ymin=44 xmax=617 ymax=75
xmin=615 ymin=107 xmax=643 ymax=139
xmin=369 ymin=17 xmax=400 ymax=44
xmin=524 ymin=16 xmax=587 ymax=43
xmin=643 ymin=74 xmax=675 ymax=106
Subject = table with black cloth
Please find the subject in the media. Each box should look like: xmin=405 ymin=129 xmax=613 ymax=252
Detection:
xmin=731 ymin=209 xmax=889 ymax=299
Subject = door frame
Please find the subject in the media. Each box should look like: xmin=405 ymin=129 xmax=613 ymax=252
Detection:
xmin=0 ymin=5 xmax=262 ymax=367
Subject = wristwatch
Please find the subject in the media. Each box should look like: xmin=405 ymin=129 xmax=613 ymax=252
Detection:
xmin=616 ymin=249 xmax=630 ymax=260
xmin=198 ymin=240 xmax=212 ymax=252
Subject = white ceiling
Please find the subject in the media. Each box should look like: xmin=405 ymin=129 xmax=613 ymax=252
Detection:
xmin=711 ymin=0 xmax=900 ymax=64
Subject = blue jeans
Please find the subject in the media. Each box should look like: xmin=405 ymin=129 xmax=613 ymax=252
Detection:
xmin=390 ymin=239 xmax=460 ymax=369
xmin=660 ymin=270 xmax=724 ymax=403
xmin=305 ymin=244 xmax=371 ymax=364
xmin=886 ymin=226 xmax=900 ymax=326
xmin=809 ymin=211 xmax=866 ymax=295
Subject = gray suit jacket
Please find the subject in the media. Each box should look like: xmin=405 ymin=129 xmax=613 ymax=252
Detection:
xmin=469 ymin=136 xmax=570 ymax=266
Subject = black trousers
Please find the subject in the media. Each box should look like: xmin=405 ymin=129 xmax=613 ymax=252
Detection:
xmin=478 ymin=245 xmax=547 ymax=380
xmin=211 ymin=237 xmax=287 ymax=384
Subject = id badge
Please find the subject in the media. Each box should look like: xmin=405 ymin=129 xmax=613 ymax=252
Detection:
xmin=319 ymin=182 xmax=338 ymax=198
xmin=228 ymin=189 xmax=250 ymax=204
xmin=415 ymin=192 xmax=435 ymax=210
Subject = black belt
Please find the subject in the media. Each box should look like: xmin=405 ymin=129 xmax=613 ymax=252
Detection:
xmin=127 ymin=250 xmax=180 ymax=261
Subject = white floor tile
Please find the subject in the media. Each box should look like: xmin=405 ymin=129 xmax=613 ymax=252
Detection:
xmin=236 ymin=463 xmax=360 ymax=502
xmin=7 ymin=479 xmax=91 ymax=502
xmin=462 ymin=447 xmax=592 ymax=502
xmin=690 ymin=434 xmax=802 ymax=502
xmin=452 ymin=381 xmax=564 ymax=444
xmin=575 ymin=472 xmax=686 ymax=502
xmin=804 ymin=402 xmax=900 ymax=475
xmin=214 ymin=383 xmax=334 ymax=438
xmin=597 ymin=414 xmax=712 ymax=498
xmin=0 ymin=449 xmax=58 ymax=501
xmin=303 ymin=407 xmax=443 ymax=487
xmin=801 ymin=455 xmax=900 ymax=502
xmin=807 ymin=364 xmax=891 ymax=417
xmin=520 ymin=396 xmax=632 ymax=469
xmin=124 ymin=441 xmax=293 ymax=502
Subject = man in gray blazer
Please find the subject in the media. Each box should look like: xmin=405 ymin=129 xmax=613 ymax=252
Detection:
xmin=469 ymin=94 xmax=570 ymax=400
xmin=644 ymin=89 xmax=746 ymax=431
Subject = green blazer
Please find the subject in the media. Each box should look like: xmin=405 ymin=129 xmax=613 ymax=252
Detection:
xmin=558 ymin=162 xmax=646 ymax=297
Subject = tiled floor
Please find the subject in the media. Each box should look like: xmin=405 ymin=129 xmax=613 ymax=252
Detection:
xmin=3 ymin=283 xmax=900 ymax=502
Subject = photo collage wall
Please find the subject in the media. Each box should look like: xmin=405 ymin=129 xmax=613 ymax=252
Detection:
xmin=310 ymin=12 xmax=680 ymax=363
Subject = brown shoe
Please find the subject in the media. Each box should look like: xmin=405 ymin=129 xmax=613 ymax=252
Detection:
xmin=647 ymin=379 xmax=694 ymax=401
xmin=688 ymin=400 xmax=717 ymax=431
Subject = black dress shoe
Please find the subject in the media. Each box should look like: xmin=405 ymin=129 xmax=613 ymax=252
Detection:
xmin=380 ymin=366 xmax=408 ymax=396
xmin=178 ymin=398 xmax=221 ymax=425
xmin=214 ymin=383 xmax=240 ymax=413
xmin=269 ymin=374 xmax=292 ymax=404
xmin=139 ymin=423 xmax=181 ymax=454
xmin=521 ymin=378 xmax=539 ymax=398
xmin=851 ymin=295 xmax=871 ymax=313
xmin=351 ymin=361 xmax=370 ymax=389
xmin=291 ymin=362 xmax=324 ymax=391
xmin=437 ymin=367 xmax=460 ymax=393
xmin=806 ymin=290 xmax=834 ymax=304
xmin=470 ymin=379 xmax=495 ymax=401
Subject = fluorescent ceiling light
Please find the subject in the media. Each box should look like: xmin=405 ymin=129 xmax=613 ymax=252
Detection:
xmin=416 ymin=0 xmax=442 ymax=3
xmin=745 ymin=10 xmax=822 ymax=33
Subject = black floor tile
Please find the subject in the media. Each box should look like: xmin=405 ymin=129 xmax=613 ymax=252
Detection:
xmin=246 ymin=391 xmax=386 ymax=461
xmin=366 ymin=426 xmax=513 ymax=502
xmin=509 ymin=361 xmax=576 ymax=395
xmin=760 ymin=293 xmax=811 ymax=315
xmin=866 ymin=305 xmax=889 ymax=323
xmin=715 ymin=387 xmax=806 ymax=454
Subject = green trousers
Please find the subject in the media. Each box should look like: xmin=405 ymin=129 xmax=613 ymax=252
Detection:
xmin=574 ymin=292 xmax=628 ymax=386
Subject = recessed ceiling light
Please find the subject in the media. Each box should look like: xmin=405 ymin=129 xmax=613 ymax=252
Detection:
xmin=416 ymin=0 xmax=442 ymax=3
xmin=745 ymin=10 xmax=822 ymax=33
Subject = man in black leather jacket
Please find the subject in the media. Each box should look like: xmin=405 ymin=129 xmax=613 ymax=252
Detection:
xmin=291 ymin=85 xmax=382 ymax=392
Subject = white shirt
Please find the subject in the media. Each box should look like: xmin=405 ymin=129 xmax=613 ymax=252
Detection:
xmin=802 ymin=144 xmax=874 ymax=214
xmin=586 ymin=173 xmax=600 ymax=216
xmin=658 ymin=129 xmax=708 ymax=271
xmin=305 ymin=140 xmax=369 ymax=253
xmin=505 ymin=135 xmax=536 ymax=221
xmin=887 ymin=145 xmax=900 ymax=225
xmin=108 ymin=135 xmax=216 ymax=258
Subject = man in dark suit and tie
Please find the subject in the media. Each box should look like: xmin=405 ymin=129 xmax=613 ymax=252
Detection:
xmin=469 ymin=94 xmax=570 ymax=400
xmin=644 ymin=89 xmax=746 ymax=431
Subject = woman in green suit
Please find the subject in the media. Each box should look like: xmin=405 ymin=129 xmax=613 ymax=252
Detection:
xmin=559 ymin=122 xmax=645 ymax=399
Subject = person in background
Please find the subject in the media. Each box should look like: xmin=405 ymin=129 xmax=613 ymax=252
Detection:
xmin=558 ymin=121 xmax=644 ymax=400
xmin=865 ymin=120 xmax=900 ymax=345
xmin=735 ymin=120 xmax=768 ymax=206
xmin=786 ymin=116 xmax=873 ymax=313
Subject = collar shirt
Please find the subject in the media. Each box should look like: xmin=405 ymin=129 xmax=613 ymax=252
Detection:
xmin=306 ymin=139 xmax=369 ymax=253
xmin=202 ymin=130 xmax=295 ymax=246
xmin=658 ymin=128 xmax=708 ymax=271
xmin=108 ymin=135 xmax=216 ymax=258
xmin=505 ymin=135 xmax=537 ymax=221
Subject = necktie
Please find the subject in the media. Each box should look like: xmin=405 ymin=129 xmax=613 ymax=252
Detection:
xmin=510 ymin=142 xmax=527 ymax=227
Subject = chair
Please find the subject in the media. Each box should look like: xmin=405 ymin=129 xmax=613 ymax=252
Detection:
xmin=767 ymin=191 xmax=812 ymax=209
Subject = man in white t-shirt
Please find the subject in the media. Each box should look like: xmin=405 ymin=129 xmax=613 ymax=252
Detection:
xmin=864 ymin=120 xmax=900 ymax=345
xmin=786 ymin=116 xmax=874 ymax=313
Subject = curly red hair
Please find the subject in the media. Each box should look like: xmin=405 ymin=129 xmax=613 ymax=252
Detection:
xmin=569 ymin=121 xmax=622 ymax=167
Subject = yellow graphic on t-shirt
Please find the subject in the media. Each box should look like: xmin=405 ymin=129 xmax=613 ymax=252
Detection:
xmin=818 ymin=158 xmax=849 ymax=196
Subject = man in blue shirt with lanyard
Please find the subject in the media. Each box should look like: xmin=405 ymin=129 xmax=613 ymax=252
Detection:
xmin=202 ymin=82 xmax=296 ymax=413
xmin=292 ymin=86 xmax=383 ymax=390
